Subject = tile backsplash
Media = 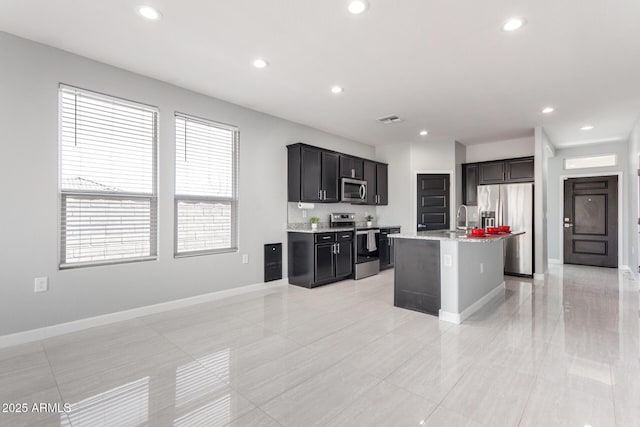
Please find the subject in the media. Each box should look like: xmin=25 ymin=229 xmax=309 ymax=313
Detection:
xmin=287 ymin=203 xmax=377 ymax=228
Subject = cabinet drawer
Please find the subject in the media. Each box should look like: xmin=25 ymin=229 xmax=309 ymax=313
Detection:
xmin=315 ymin=233 xmax=336 ymax=243
xmin=337 ymin=232 xmax=353 ymax=242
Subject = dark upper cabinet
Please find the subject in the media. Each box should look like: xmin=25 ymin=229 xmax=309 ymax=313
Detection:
xmin=339 ymin=155 xmax=364 ymax=179
xmin=462 ymin=164 xmax=479 ymax=205
xmin=362 ymin=160 xmax=388 ymax=205
xmin=288 ymin=144 xmax=340 ymax=203
xmin=463 ymin=157 xmax=534 ymax=197
xmin=321 ymin=151 xmax=339 ymax=202
xmin=288 ymin=143 xmax=387 ymax=205
xmin=478 ymin=161 xmax=505 ymax=184
xmin=506 ymin=157 xmax=535 ymax=182
xmin=300 ymin=146 xmax=322 ymax=201
xmin=363 ymin=160 xmax=377 ymax=205
xmin=376 ymin=163 xmax=388 ymax=205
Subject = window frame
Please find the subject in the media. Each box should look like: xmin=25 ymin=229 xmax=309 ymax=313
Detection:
xmin=173 ymin=112 xmax=239 ymax=258
xmin=58 ymin=84 xmax=159 ymax=269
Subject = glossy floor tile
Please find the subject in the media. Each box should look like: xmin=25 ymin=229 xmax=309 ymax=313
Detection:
xmin=0 ymin=265 xmax=638 ymax=426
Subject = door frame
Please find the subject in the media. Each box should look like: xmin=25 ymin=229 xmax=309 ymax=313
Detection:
xmin=558 ymin=171 xmax=623 ymax=267
xmin=413 ymin=170 xmax=455 ymax=231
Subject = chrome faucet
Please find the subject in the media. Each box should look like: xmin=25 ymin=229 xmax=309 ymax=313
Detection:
xmin=456 ymin=205 xmax=470 ymax=230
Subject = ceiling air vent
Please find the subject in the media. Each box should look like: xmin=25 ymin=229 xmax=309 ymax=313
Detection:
xmin=376 ymin=115 xmax=403 ymax=124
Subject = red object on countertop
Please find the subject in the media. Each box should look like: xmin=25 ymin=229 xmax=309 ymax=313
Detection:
xmin=498 ymin=225 xmax=511 ymax=233
xmin=486 ymin=227 xmax=500 ymax=234
xmin=469 ymin=228 xmax=486 ymax=237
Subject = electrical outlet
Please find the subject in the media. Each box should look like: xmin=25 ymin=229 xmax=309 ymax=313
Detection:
xmin=34 ymin=277 xmax=48 ymax=293
xmin=443 ymin=254 xmax=452 ymax=267
xmin=242 ymin=254 xmax=249 ymax=264
xmin=480 ymin=263 xmax=484 ymax=274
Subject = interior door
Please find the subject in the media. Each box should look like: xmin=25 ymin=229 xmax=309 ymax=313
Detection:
xmin=417 ymin=174 xmax=450 ymax=231
xmin=563 ymin=176 xmax=618 ymax=268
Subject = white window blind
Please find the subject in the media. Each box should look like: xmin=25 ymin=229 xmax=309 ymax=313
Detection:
xmin=59 ymin=85 xmax=158 ymax=268
xmin=175 ymin=113 xmax=239 ymax=256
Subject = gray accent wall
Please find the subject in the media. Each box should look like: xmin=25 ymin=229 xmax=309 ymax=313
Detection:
xmin=546 ymin=141 xmax=630 ymax=265
xmin=0 ymin=32 xmax=375 ymax=335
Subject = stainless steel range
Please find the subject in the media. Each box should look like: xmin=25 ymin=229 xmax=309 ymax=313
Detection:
xmin=329 ymin=213 xmax=379 ymax=280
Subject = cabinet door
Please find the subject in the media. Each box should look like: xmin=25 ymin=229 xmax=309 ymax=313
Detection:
xmin=321 ymin=151 xmax=340 ymax=202
xmin=506 ymin=157 xmax=534 ymax=182
xmin=315 ymin=243 xmax=335 ymax=283
xmin=339 ymin=156 xmax=364 ymax=179
xmin=363 ymin=161 xmax=377 ymax=205
xmin=378 ymin=235 xmax=390 ymax=268
xmin=462 ymin=164 xmax=479 ymax=205
xmin=376 ymin=163 xmax=388 ymax=205
xmin=478 ymin=161 xmax=505 ymax=184
xmin=301 ymin=146 xmax=322 ymax=201
xmin=335 ymin=241 xmax=353 ymax=277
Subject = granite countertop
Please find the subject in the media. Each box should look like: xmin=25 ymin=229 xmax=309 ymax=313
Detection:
xmin=287 ymin=227 xmax=355 ymax=234
xmin=287 ymin=225 xmax=402 ymax=234
xmin=389 ymin=230 xmax=525 ymax=242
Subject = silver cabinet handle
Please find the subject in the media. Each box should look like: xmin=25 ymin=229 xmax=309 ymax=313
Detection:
xmin=318 ymin=190 xmax=322 ymax=200
xmin=337 ymin=243 xmax=340 ymax=254
xmin=342 ymin=234 xmax=351 ymax=238
xmin=322 ymin=236 xmax=332 ymax=239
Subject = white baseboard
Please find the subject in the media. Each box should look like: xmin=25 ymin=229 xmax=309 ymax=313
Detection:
xmin=549 ymin=259 xmax=562 ymax=265
xmin=533 ymin=273 xmax=546 ymax=281
xmin=0 ymin=279 xmax=289 ymax=349
xmin=439 ymin=281 xmax=505 ymax=325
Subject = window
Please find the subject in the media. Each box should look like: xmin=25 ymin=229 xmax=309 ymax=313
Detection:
xmin=175 ymin=113 xmax=239 ymax=256
xmin=59 ymin=85 xmax=158 ymax=268
xmin=564 ymin=154 xmax=617 ymax=170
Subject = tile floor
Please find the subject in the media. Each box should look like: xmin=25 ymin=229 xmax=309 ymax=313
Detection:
xmin=0 ymin=264 xmax=638 ymax=426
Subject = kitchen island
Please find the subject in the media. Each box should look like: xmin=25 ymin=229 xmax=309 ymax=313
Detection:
xmin=389 ymin=230 xmax=524 ymax=324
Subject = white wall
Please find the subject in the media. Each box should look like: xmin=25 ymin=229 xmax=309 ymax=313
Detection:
xmin=376 ymin=139 xmax=460 ymax=234
xmin=534 ymin=128 xmax=554 ymax=276
xmin=465 ymin=136 xmax=534 ymax=163
xmin=0 ymin=32 xmax=375 ymax=336
xmin=546 ymin=141 xmax=629 ymax=266
xmin=628 ymin=119 xmax=640 ymax=278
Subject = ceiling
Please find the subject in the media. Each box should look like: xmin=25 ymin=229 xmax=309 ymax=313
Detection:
xmin=1 ymin=0 xmax=640 ymax=147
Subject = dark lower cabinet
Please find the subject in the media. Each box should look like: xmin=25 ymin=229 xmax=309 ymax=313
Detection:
xmin=379 ymin=227 xmax=400 ymax=270
xmin=314 ymin=243 xmax=336 ymax=283
xmin=288 ymin=231 xmax=354 ymax=288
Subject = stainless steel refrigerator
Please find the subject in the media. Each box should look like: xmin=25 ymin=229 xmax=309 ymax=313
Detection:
xmin=477 ymin=183 xmax=533 ymax=277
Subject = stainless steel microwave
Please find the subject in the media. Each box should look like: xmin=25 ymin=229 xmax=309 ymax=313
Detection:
xmin=341 ymin=178 xmax=367 ymax=203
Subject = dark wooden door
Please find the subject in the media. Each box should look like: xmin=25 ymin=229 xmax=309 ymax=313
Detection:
xmin=417 ymin=174 xmax=450 ymax=231
xmin=363 ymin=161 xmax=377 ymax=205
xmin=479 ymin=161 xmax=505 ymax=184
xmin=335 ymin=241 xmax=353 ymax=277
xmin=462 ymin=164 xmax=478 ymax=205
xmin=321 ymin=151 xmax=339 ymax=202
xmin=315 ymin=243 xmax=335 ymax=282
xmin=376 ymin=163 xmax=388 ymax=205
xmin=300 ymin=146 xmax=322 ymax=202
xmin=564 ymin=176 xmax=618 ymax=268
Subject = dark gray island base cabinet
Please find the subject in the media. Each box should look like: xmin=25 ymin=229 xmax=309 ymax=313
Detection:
xmin=393 ymin=239 xmax=441 ymax=316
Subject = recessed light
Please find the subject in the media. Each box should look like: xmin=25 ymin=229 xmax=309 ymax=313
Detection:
xmin=502 ymin=17 xmax=526 ymax=32
xmin=541 ymin=107 xmax=555 ymax=114
xmin=331 ymin=86 xmax=344 ymax=94
xmin=137 ymin=5 xmax=161 ymax=20
xmin=419 ymin=130 xmax=428 ymax=136
xmin=252 ymin=58 xmax=269 ymax=69
xmin=348 ymin=0 xmax=368 ymax=14
xmin=581 ymin=125 xmax=594 ymax=131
